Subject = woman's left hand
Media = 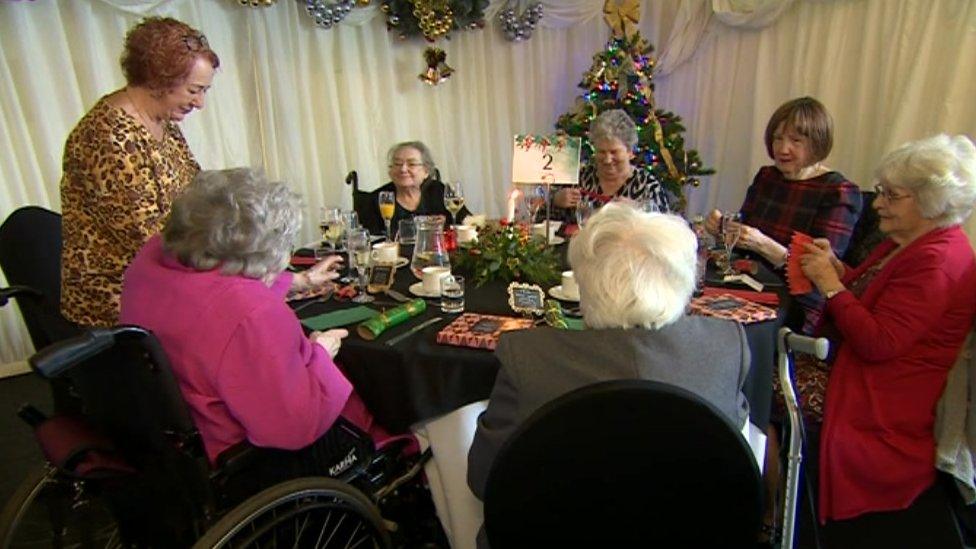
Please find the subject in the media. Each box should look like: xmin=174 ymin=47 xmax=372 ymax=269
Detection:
xmin=293 ymin=255 xmax=344 ymax=291
xmin=799 ymin=240 xmax=842 ymax=292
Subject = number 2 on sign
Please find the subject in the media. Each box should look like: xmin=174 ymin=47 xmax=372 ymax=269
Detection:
xmin=542 ymin=153 xmax=553 ymax=171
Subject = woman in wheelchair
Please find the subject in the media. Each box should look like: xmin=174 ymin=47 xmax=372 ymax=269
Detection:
xmin=120 ymin=167 xmax=408 ymax=481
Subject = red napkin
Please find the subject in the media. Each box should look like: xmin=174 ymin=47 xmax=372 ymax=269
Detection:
xmin=701 ymin=286 xmax=780 ymax=307
xmin=290 ymin=256 xmax=317 ymax=267
xmin=787 ymin=232 xmax=814 ymax=295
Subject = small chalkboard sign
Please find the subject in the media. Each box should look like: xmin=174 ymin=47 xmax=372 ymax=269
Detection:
xmin=507 ymin=282 xmax=546 ymax=316
xmin=367 ymin=264 xmax=396 ymax=293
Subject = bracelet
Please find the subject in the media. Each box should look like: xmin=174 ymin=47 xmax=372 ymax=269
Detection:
xmin=824 ymin=287 xmax=844 ymax=300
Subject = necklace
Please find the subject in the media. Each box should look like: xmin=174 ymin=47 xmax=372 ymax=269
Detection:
xmin=125 ymin=88 xmax=162 ymax=140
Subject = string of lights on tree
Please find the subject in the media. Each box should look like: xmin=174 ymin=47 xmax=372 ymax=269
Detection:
xmin=555 ymin=32 xmax=714 ymax=212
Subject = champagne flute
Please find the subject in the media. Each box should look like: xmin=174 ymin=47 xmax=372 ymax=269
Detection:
xmin=443 ymin=182 xmax=465 ymax=226
xmin=347 ymin=229 xmax=374 ymax=303
xmin=378 ymin=191 xmax=396 ymax=240
xmin=319 ymin=207 xmax=342 ymax=252
xmin=576 ymin=198 xmax=594 ymax=229
xmin=720 ymin=211 xmax=742 ymax=276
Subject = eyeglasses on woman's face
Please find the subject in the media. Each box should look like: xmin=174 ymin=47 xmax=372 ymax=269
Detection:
xmin=873 ymin=183 xmax=912 ymax=203
xmin=389 ymin=161 xmax=425 ymax=170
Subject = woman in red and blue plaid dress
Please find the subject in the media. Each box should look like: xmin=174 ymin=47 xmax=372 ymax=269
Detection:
xmin=707 ymin=97 xmax=862 ymax=333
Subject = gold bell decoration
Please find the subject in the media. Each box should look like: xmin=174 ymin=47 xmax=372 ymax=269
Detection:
xmin=418 ymin=47 xmax=454 ymax=86
xmin=603 ymin=0 xmax=640 ymax=39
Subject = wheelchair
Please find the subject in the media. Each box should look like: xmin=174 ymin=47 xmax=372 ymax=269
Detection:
xmin=0 ymin=306 xmax=435 ymax=548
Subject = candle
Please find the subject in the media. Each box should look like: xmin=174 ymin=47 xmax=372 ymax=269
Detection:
xmin=506 ymin=188 xmax=522 ymax=222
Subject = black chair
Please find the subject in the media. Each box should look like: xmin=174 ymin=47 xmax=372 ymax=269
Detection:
xmin=0 ymin=326 xmax=430 ymax=547
xmin=842 ymin=189 xmax=882 ymax=267
xmin=483 ymin=379 xmax=762 ymax=548
xmin=0 ymin=206 xmax=79 ymax=349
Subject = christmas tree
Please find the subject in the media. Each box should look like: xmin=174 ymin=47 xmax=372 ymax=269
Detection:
xmin=555 ymin=32 xmax=713 ymax=212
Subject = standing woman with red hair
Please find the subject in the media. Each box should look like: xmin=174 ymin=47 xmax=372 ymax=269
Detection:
xmin=60 ymin=17 xmax=219 ymax=327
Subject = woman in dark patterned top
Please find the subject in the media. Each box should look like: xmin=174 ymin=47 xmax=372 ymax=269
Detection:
xmin=60 ymin=17 xmax=219 ymax=327
xmin=550 ymin=109 xmax=670 ymax=219
xmin=706 ymin=97 xmax=862 ymax=332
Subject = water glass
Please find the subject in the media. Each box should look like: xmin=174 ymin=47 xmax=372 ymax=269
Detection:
xmin=440 ymin=275 xmax=465 ymax=314
xmin=340 ymin=210 xmax=359 ymax=250
xmin=576 ymin=198 xmax=595 ymax=228
xmin=398 ymin=218 xmax=416 ymax=245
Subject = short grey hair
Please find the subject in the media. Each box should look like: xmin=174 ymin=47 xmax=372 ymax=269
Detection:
xmin=163 ymin=168 xmax=302 ymax=279
xmin=589 ymin=109 xmax=638 ymax=150
xmin=569 ymin=203 xmax=697 ymax=330
xmin=387 ymin=141 xmax=436 ymax=172
xmin=875 ymin=134 xmax=976 ymax=227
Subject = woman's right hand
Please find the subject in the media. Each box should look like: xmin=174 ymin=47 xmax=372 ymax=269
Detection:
xmin=311 ymin=329 xmax=349 ymax=359
xmin=704 ymin=209 xmax=723 ymax=235
xmin=553 ymin=188 xmax=582 ymax=209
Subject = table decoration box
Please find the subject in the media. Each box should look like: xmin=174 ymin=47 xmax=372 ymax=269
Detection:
xmin=436 ymin=313 xmax=535 ymax=350
xmin=688 ymin=293 xmax=777 ymax=324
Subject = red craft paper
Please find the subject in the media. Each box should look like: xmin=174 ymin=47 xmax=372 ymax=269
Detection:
xmin=787 ymin=232 xmax=814 ymax=295
xmin=290 ymin=255 xmax=317 ymax=267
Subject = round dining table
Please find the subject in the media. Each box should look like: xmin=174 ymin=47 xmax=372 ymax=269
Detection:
xmin=292 ymin=243 xmax=788 ymax=434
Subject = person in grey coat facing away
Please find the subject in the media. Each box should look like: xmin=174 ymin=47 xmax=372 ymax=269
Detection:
xmin=467 ymin=202 xmax=752 ymax=506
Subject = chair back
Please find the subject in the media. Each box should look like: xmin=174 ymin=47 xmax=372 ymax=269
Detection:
xmin=0 ymin=206 xmax=78 ymax=348
xmin=346 ymin=170 xmax=379 ymax=232
xmin=843 ymin=189 xmax=883 ymax=267
xmin=483 ymin=379 xmax=762 ymax=547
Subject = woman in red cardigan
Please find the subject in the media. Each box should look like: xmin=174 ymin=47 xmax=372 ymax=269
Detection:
xmin=800 ymin=134 xmax=976 ymax=534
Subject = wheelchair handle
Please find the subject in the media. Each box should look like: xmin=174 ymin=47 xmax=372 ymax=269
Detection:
xmin=29 ymin=326 xmax=149 ymax=379
xmin=0 ymin=285 xmax=42 ymax=307
xmin=777 ymin=327 xmax=829 ymax=360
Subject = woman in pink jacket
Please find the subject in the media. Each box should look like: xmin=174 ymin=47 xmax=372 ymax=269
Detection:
xmin=799 ymin=134 xmax=976 ymax=542
xmin=121 ymin=167 xmax=392 ymax=483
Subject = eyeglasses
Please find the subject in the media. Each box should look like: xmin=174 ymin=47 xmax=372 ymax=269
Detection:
xmin=873 ymin=184 xmax=912 ymax=202
xmin=389 ymin=161 xmax=425 ymax=169
xmin=183 ymin=33 xmax=210 ymax=52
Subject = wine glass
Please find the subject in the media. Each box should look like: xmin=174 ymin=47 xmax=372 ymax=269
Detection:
xmin=347 ymin=229 xmax=374 ymax=303
xmin=527 ymin=184 xmax=546 ymax=222
xmin=319 ymin=207 xmax=342 ymax=252
xmin=378 ymin=191 xmax=396 ymax=240
xmin=576 ymin=198 xmax=595 ymax=229
xmin=720 ymin=211 xmax=742 ymax=276
xmin=443 ymin=182 xmax=465 ymax=226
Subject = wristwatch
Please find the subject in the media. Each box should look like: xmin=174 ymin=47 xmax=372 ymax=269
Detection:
xmin=824 ymin=287 xmax=844 ymax=300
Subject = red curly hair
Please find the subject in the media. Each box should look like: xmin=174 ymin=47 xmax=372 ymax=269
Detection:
xmin=120 ymin=17 xmax=220 ymax=91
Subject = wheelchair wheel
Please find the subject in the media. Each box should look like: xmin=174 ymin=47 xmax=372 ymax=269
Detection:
xmin=0 ymin=464 xmax=122 ymax=548
xmin=195 ymin=477 xmax=391 ymax=549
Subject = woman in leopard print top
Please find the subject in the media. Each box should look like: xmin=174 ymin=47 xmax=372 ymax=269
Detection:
xmin=60 ymin=17 xmax=219 ymax=326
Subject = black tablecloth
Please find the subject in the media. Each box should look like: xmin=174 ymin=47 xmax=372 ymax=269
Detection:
xmin=295 ymin=247 xmax=785 ymax=432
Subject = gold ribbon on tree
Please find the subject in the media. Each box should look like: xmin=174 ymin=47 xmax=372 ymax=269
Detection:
xmin=603 ymin=0 xmax=640 ymax=39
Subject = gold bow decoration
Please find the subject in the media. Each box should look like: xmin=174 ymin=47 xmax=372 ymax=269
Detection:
xmin=603 ymin=0 xmax=640 ymax=39
xmin=419 ymin=47 xmax=454 ymax=85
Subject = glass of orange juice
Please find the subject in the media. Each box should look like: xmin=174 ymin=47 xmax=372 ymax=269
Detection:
xmin=378 ymin=191 xmax=396 ymax=240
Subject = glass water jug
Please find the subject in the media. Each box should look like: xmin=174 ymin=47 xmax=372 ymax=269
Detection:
xmin=410 ymin=215 xmax=451 ymax=279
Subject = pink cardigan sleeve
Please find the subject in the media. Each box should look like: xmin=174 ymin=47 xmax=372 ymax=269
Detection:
xmin=213 ymin=298 xmax=353 ymax=450
xmin=827 ymin=248 xmax=955 ymax=362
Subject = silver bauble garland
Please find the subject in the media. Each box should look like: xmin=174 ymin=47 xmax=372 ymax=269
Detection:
xmin=498 ymin=1 xmax=542 ymax=42
xmin=305 ymin=0 xmax=356 ymax=29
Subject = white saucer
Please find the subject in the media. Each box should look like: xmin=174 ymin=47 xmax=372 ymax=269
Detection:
xmin=548 ymin=285 xmax=579 ymax=302
xmin=547 ymin=236 xmax=566 ymax=246
xmin=409 ymin=282 xmax=442 ymax=298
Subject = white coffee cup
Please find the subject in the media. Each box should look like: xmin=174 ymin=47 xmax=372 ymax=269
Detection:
xmin=454 ymin=225 xmax=477 ymax=243
xmin=422 ymin=266 xmax=451 ymax=295
xmin=532 ymin=221 xmax=561 ymax=240
xmin=371 ymin=241 xmax=399 ymax=263
xmin=561 ymin=270 xmax=580 ymax=300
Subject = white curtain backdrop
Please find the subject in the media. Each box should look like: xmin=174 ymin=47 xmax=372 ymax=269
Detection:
xmin=1 ymin=0 xmax=974 ymax=361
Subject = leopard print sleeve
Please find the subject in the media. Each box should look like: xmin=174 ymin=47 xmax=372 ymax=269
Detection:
xmin=60 ymin=95 xmax=199 ymax=327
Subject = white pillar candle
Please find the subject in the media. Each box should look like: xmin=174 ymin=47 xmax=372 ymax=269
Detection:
xmin=506 ymin=188 xmax=521 ymax=222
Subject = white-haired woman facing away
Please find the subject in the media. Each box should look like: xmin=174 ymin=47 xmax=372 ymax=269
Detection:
xmin=467 ymin=202 xmax=751 ymax=500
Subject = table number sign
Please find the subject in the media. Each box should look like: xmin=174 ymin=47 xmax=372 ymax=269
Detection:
xmin=507 ymin=282 xmax=546 ymax=315
xmin=511 ymin=134 xmax=581 ymax=184
xmin=366 ymin=264 xmax=396 ymax=293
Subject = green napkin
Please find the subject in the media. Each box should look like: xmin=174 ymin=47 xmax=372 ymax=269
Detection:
xmin=563 ymin=317 xmax=585 ymax=331
xmin=301 ymin=306 xmax=379 ymax=330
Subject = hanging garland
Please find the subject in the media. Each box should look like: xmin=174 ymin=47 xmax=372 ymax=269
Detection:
xmin=497 ymin=1 xmax=543 ymax=42
xmin=381 ymin=0 xmax=488 ymax=42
